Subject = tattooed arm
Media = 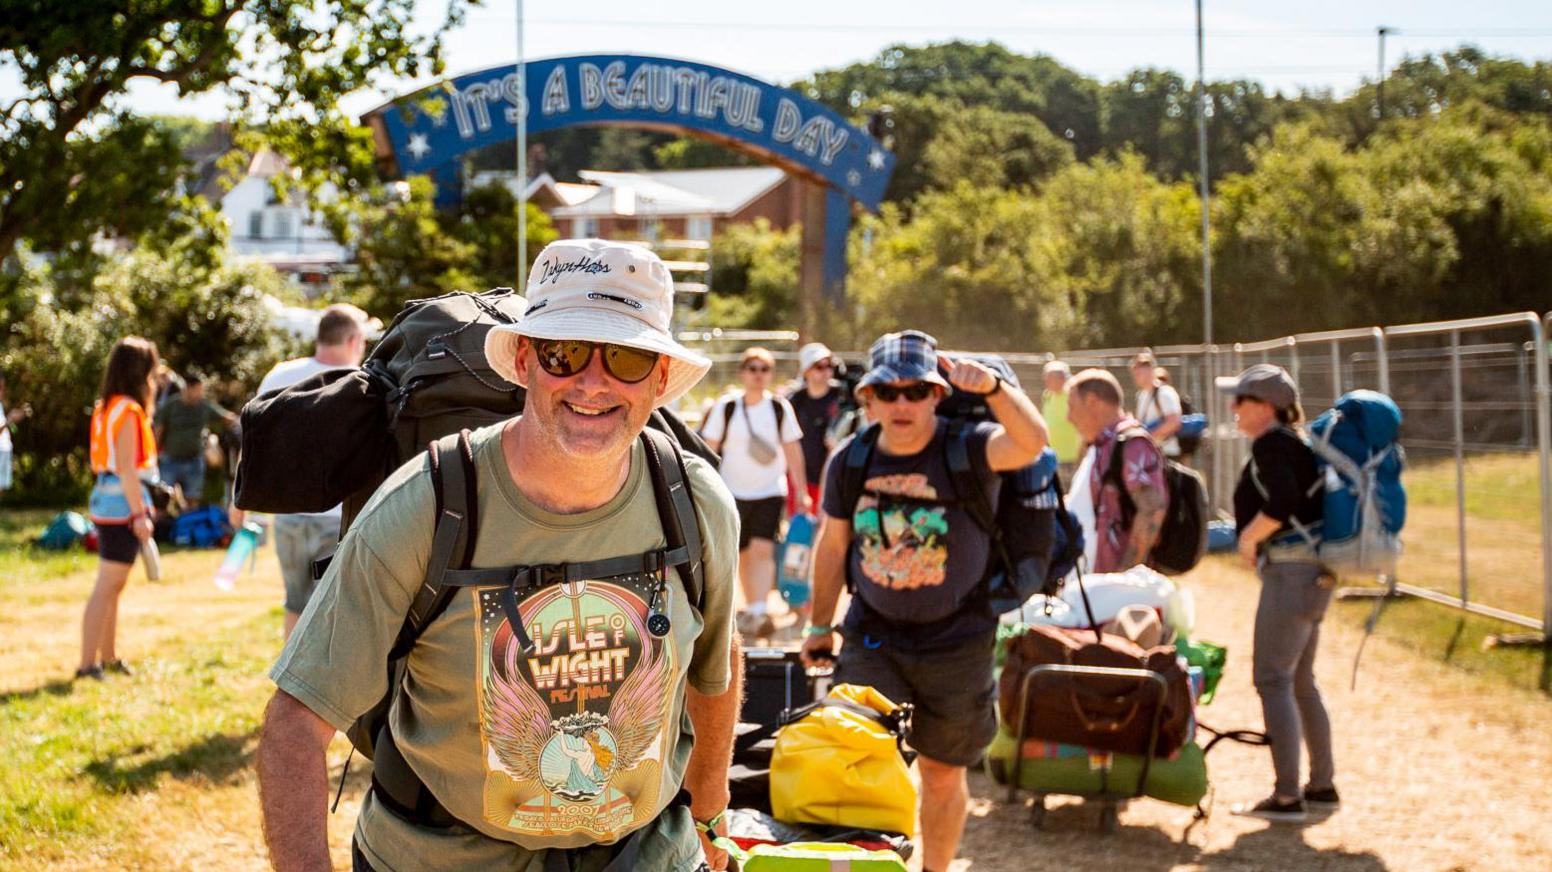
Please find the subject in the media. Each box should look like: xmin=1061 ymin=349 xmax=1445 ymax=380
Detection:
xmin=1119 ymin=484 xmax=1166 ymax=568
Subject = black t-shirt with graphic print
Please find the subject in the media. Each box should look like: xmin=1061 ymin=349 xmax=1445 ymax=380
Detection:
xmin=822 ymin=419 xmax=1001 ymax=648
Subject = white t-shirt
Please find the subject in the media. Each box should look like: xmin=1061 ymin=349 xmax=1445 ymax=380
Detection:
xmin=700 ymin=392 xmax=803 ymax=500
xmin=258 ymin=356 xmax=355 ymax=519
xmin=1136 ymin=383 xmax=1184 ymax=457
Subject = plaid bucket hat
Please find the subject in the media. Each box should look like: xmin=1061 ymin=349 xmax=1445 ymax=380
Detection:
xmin=856 ymin=330 xmax=952 ymax=393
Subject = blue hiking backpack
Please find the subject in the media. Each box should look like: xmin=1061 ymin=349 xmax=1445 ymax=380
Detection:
xmin=171 ymin=505 xmax=233 ymax=548
xmin=37 ymin=511 xmax=92 ymax=550
xmin=1306 ymin=390 xmax=1406 ymax=576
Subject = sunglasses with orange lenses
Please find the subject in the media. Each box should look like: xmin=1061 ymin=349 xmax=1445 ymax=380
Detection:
xmin=533 ymin=339 xmax=660 ymax=384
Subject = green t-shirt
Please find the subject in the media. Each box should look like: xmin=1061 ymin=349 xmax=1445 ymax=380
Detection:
xmin=153 ymin=397 xmax=229 ymax=460
xmin=1041 ymin=391 xmax=1081 ymax=463
xmin=271 ymin=423 xmax=738 ymax=872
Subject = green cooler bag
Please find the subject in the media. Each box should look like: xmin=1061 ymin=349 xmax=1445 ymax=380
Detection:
xmin=985 ymin=727 xmax=1208 ymax=807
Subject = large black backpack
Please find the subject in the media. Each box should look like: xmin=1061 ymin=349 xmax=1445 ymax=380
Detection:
xmin=234 ymin=288 xmax=715 ymax=527
xmin=1103 ymin=427 xmax=1209 ymax=575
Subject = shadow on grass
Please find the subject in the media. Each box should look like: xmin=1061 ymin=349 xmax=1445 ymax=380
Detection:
xmin=0 ymin=677 xmax=81 ymax=706
xmin=82 ymin=728 xmax=257 ymax=794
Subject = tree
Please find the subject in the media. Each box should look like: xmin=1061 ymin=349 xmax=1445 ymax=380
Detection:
xmin=923 ymin=104 xmax=1074 ymax=191
xmin=339 ymin=176 xmax=557 ymax=321
xmin=692 ymin=220 xmax=801 ymax=331
xmin=0 ymin=0 xmax=472 ymax=265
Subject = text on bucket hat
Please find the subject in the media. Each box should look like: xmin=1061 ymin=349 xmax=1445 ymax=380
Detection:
xmin=856 ymin=330 xmax=951 ymax=394
xmin=483 ymin=239 xmax=711 ymax=408
xmin=1216 ymin=363 xmax=1298 ymax=410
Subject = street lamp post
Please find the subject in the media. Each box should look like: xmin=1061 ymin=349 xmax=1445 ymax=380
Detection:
xmin=1377 ymin=26 xmax=1397 ymax=120
xmin=516 ymin=0 xmax=527 ymax=290
xmin=1195 ymin=0 xmax=1212 ymax=348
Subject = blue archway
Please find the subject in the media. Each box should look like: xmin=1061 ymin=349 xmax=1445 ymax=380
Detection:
xmin=363 ymin=54 xmax=897 ymax=305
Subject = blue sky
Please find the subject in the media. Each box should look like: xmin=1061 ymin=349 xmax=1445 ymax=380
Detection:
xmin=8 ymin=0 xmax=1552 ymax=119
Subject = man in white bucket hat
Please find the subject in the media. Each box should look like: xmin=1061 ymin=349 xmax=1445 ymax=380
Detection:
xmin=258 ymin=239 xmax=743 ymax=871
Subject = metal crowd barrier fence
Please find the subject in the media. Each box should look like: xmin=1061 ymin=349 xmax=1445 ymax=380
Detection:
xmin=678 ymin=312 xmax=1552 ymax=680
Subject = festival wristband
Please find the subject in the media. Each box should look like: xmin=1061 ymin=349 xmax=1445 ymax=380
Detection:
xmin=694 ymin=809 xmax=726 ymax=834
xmin=803 ymin=624 xmax=833 ymax=637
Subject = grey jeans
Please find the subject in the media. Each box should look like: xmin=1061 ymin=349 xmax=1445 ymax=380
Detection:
xmin=1253 ymin=559 xmax=1336 ymax=799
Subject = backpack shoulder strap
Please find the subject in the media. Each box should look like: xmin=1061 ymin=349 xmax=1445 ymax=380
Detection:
xmin=943 ymin=420 xmax=997 ymax=537
xmin=836 ymin=422 xmax=882 ymax=521
xmin=720 ymin=396 xmax=736 ymax=439
xmin=1103 ymin=427 xmax=1150 ymax=526
xmin=390 ymin=429 xmax=476 ymax=660
xmin=772 ymin=395 xmax=787 ymax=431
xmin=640 ymin=427 xmax=705 ymax=612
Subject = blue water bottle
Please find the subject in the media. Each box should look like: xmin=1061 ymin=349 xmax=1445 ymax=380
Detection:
xmin=214 ymin=522 xmax=262 ymax=590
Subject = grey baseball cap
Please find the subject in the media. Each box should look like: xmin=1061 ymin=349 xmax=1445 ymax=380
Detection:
xmin=1216 ymin=364 xmax=1298 ymax=409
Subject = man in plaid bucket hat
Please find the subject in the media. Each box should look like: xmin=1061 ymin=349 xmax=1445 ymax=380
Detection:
xmin=801 ymin=329 xmax=1049 ymax=872
xmin=258 ymin=239 xmax=744 ymax=871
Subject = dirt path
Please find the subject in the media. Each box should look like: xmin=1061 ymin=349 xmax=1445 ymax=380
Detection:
xmin=950 ymin=556 xmax=1552 ymax=871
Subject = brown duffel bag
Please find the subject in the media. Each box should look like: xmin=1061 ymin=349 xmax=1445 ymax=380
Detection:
xmin=999 ymin=624 xmax=1194 ymax=757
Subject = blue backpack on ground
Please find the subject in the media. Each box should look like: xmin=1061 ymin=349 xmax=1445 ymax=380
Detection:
xmin=1294 ymin=391 xmax=1406 ymax=576
xmin=38 ymin=511 xmax=93 ymax=550
xmin=171 ymin=505 xmax=233 ymax=548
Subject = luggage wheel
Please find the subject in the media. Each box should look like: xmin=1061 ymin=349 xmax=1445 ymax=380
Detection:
xmin=1028 ymin=794 xmax=1047 ymax=829
xmin=1098 ymin=802 xmax=1120 ymax=834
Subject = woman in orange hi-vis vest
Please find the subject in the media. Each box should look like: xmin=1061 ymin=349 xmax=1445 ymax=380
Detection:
xmin=77 ymin=337 xmax=161 ymax=682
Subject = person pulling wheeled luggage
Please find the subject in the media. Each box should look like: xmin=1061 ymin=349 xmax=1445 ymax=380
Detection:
xmin=799 ymin=330 xmax=1048 ymax=872
xmin=1219 ymin=364 xmax=1339 ymax=823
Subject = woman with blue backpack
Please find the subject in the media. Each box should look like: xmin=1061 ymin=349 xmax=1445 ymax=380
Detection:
xmin=1218 ymin=364 xmax=1339 ymax=824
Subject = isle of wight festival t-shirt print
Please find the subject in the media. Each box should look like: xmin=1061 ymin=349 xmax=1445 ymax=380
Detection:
xmin=474 ymin=572 xmax=676 ymax=840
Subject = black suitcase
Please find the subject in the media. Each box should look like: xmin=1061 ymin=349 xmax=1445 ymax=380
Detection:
xmin=733 ymin=647 xmax=824 ymax=810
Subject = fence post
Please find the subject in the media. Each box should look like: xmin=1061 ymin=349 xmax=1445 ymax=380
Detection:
xmin=1451 ymin=330 xmax=1469 ymax=611
xmin=1372 ymin=327 xmax=1390 ymax=395
xmin=1538 ymin=314 xmax=1552 ymax=689
xmin=1330 ymin=340 xmax=1342 ymax=398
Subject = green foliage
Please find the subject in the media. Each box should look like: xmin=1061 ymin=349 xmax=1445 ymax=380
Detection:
xmin=0 ymin=0 xmax=472 ymax=265
xmin=922 ymin=104 xmax=1075 ymax=191
xmin=845 ymin=156 xmax=1199 ymax=351
xmin=339 ymin=176 xmax=558 ymax=321
xmin=691 ymin=220 xmax=800 ymax=331
xmin=0 ymin=245 xmax=291 ymax=506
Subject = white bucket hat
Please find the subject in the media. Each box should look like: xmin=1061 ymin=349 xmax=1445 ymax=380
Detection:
xmin=484 ymin=239 xmax=712 ymax=408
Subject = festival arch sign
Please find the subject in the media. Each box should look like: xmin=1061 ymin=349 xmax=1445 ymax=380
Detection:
xmin=362 ymin=54 xmax=897 ymax=311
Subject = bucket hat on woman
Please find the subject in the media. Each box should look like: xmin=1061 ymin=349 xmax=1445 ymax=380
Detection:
xmin=484 ymin=239 xmax=712 ymax=407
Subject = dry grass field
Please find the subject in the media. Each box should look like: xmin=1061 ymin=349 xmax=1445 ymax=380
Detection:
xmin=4 ymin=509 xmax=1552 ymax=871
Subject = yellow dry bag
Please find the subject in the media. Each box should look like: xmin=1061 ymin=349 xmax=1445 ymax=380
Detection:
xmin=769 ymin=684 xmax=917 ymax=837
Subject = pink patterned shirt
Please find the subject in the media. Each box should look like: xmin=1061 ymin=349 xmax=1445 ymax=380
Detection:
xmin=1089 ymin=416 xmax=1168 ymax=573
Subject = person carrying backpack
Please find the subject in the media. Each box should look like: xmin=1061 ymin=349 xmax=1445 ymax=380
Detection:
xmin=799 ymin=330 xmax=1048 ymax=872
xmin=1218 ymin=364 xmax=1337 ymax=824
xmin=256 ymin=240 xmax=742 ymax=872
xmin=1066 ymin=369 xmax=1170 ymax=573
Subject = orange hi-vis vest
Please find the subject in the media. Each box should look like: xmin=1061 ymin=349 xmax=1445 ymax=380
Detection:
xmin=89 ymin=395 xmax=158 ymax=474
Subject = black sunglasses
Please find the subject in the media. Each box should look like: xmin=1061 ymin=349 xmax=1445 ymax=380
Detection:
xmin=533 ymin=339 xmax=660 ymax=384
xmin=870 ymin=382 xmax=936 ymax=403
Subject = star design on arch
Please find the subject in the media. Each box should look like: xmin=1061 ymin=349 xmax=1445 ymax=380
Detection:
xmin=868 ymin=148 xmax=886 ymax=171
xmin=846 ymin=169 xmax=862 ymax=187
xmin=407 ymin=133 xmax=432 ymax=161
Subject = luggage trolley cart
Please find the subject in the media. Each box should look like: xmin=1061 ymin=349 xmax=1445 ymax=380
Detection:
xmin=1003 ymin=663 xmax=1171 ymax=834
